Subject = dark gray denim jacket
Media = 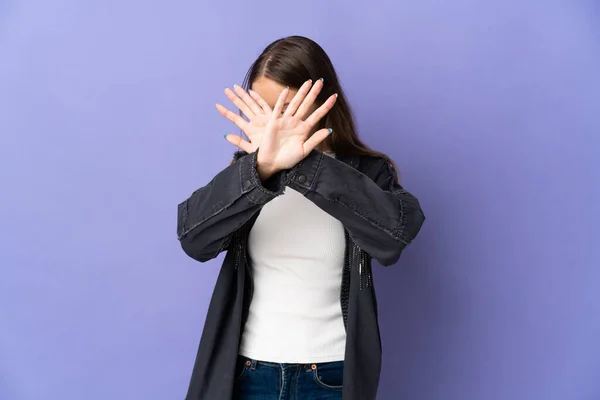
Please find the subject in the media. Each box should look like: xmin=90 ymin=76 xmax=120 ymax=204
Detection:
xmin=177 ymin=149 xmax=425 ymax=399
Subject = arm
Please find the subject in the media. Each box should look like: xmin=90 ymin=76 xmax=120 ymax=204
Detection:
xmin=177 ymin=151 xmax=286 ymax=262
xmin=286 ymin=150 xmax=425 ymax=266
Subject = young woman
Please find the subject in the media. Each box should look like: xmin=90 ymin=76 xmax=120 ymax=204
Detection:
xmin=177 ymin=36 xmax=425 ymax=400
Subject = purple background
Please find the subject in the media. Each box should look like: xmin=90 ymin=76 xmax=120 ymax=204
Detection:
xmin=1 ymin=1 xmax=599 ymax=399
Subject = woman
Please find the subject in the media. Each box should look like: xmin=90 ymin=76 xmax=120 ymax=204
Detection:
xmin=177 ymin=36 xmax=425 ymax=400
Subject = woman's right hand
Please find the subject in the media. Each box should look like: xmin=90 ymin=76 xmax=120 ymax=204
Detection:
xmin=217 ymin=85 xmax=272 ymax=153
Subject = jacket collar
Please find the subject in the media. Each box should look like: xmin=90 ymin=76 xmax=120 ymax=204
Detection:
xmin=338 ymin=155 xmax=360 ymax=169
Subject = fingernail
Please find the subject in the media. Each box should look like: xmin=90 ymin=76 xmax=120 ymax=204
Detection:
xmin=224 ymin=134 xmax=228 ymax=139
xmin=334 ymin=93 xmax=338 ymax=98
xmin=328 ymin=128 xmax=333 ymax=134
xmin=319 ymin=78 xmax=324 ymax=82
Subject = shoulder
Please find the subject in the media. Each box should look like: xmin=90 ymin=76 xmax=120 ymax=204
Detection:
xmin=353 ymin=154 xmax=399 ymax=186
xmin=354 ymin=154 xmax=392 ymax=177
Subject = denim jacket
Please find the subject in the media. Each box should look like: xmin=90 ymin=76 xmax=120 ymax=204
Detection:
xmin=177 ymin=149 xmax=425 ymax=399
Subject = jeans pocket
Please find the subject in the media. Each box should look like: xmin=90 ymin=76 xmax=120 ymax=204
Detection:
xmin=312 ymin=361 xmax=344 ymax=390
xmin=235 ymin=357 xmax=250 ymax=381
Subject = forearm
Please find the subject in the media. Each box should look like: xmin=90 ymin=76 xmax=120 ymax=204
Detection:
xmin=286 ymin=150 xmax=425 ymax=265
xmin=177 ymin=151 xmax=286 ymax=262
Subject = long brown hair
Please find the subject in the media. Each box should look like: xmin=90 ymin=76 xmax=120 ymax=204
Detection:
xmin=241 ymin=36 xmax=395 ymax=168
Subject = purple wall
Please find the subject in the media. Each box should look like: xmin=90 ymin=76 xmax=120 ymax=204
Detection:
xmin=1 ymin=1 xmax=599 ymax=399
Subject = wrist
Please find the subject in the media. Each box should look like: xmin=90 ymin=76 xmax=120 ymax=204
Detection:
xmin=256 ymin=155 xmax=280 ymax=181
xmin=257 ymin=164 xmax=277 ymax=182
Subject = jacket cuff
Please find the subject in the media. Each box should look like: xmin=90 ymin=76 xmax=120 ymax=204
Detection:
xmin=286 ymin=150 xmax=325 ymax=194
xmin=238 ymin=151 xmax=287 ymax=203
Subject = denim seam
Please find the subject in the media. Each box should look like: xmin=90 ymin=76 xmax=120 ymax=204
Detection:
xmin=317 ymin=195 xmax=409 ymax=245
xmin=386 ymin=161 xmax=415 ymax=244
xmin=312 ymin=365 xmax=344 ymax=391
xmin=176 ymin=200 xmax=188 ymax=239
xmin=279 ymin=364 xmax=285 ymax=400
xmin=295 ymin=154 xmax=409 ymax=245
xmin=178 ymin=152 xmax=282 ymax=239
xmin=245 ymin=150 xmax=286 ymax=199
xmin=177 ymin=202 xmax=229 ymax=239
xmin=243 ymin=192 xmax=263 ymax=205
xmin=301 ymin=150 xmax=324 ymax=192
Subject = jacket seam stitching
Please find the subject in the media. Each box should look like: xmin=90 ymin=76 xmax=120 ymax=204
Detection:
xmin=244 ymin=192 xmax=263 ymax=205
xmin=384 ymin=162 xmax=414 ymax=244
xmin=178 ymin=203 xmax=228 ymax=239
xmin=322 ymin=195 xmax=409 ymax=245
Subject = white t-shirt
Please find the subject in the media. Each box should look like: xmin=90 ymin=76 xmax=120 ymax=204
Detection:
xmin=239 ymin=153 xmax=346 ymax=363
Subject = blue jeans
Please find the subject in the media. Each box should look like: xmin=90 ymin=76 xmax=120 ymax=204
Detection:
xmin=233 ymin=356 xmax=344 ymax=400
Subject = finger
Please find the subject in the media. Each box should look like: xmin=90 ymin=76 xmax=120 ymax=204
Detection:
xmin=248 ymin=89 xmax=272 ymax=113
xmin=271 ymin=87 xmax=289 ymax=120
xmin=224 ymin=134 xmax=253 ymax=153
xmin=216 ymin=103 xmax=248 ymax=131
xmin=233 ymin=85 xmax=263 ymax=115
xmin=283 ymin=79 xmax=312 ymax=117
xmin=304 ymin=93 xmax=338 ymax=128
xmin=224 ymin=88 xmax=254 ymax=119
xmin=295 ymin=78 xmax=324 ymax=120
xmin=303 ymin=128 xmax=332 ymax=154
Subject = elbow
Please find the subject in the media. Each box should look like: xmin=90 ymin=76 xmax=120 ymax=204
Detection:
xmin=375 ymin=240 xmax=405 ymax=266
xmin=377 ymin=207 xmax=425 ymax=267
xmin=177 ymin=201 xmax=216 ymax=263
xmin=179 ymin=235 xmax=216 ymax=263
xmin=402 ymin=204 xmax=426 ymax=244
xmin=378 ymin=254 xmax=401 ymax=267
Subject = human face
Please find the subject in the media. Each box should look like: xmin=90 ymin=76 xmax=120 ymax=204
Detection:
xmin=251 ymin=76 xmax=319 ymax=121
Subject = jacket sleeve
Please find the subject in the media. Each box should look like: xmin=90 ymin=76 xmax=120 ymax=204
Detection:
xmin=177 ymin=151 xmax=286 ymax=262
xmin=286 ymin=150 xmax=425 ymax=266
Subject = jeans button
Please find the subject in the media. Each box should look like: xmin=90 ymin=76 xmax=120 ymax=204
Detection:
xmin=298 ymin=175 xmax=307 ymax=184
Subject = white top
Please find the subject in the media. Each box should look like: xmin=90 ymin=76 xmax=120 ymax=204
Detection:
xmin=239 ymin=153 xmax=347 ymax=363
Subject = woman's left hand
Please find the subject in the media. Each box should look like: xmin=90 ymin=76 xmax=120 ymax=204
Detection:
xmin=218 ymin=85 xmax=273 ymax=153
xmin=224 ymin=79 xmax=337 ymax=180
xmin=258 ymin=79 xmax=337 ymax=179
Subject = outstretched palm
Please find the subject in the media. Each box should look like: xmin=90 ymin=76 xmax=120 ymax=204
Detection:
xmin=259 ymin=80 xmax=337 ymax=173
xmin=218 ymin=79 xmax=337 ymax=176
xmin=217 ymin=85 xmax=271 ymax=153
